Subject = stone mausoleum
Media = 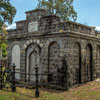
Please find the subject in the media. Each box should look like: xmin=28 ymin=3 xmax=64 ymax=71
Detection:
xmin=7 ymin=9 xmax=100 ymax=90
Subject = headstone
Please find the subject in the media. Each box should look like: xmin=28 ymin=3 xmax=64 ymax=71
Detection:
xmin=12 ymin=45 xmax=20 ymax=80
xmin=29 ymin=51 xmax=37 ymax=81
xmin=26 ymin=43 xmax=41 ymax=82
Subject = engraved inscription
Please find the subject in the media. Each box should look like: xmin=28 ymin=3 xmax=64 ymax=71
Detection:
xmin=28 ymin=22 xmax=38 ymax=32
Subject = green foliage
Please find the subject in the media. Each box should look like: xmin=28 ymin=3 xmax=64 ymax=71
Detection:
xmin=1 ymin=42 xmax=7 ymax=57
xmin=0 ymin=25 xmax=8 ymax=58
xmin=0 ymin=0 xmax=16 ymax=58
xmin=37 ymin=0 xmax=77 ymax=21
xmin=0 ymin=0 xmax=16 ymax=31
xmin=2 ymin=65 xmax=7 ymax=84
xmin=0 ymin=25 xmax=7 ymax=58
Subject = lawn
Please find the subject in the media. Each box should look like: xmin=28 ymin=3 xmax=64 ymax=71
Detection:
xmin=1 ymin=79 xmax=100 ymax=100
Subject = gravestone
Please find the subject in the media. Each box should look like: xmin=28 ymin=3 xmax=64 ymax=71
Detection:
xmin=29 ymin=51 xmax=39 ymax=81
xmin=26 ymin=43 xmax=41 ymax=82
xmin=12 ymin=44 xmax=20 ymax=80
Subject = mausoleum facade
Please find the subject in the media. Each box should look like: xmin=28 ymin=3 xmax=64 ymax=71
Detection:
xmin=7 ymin=9 xmax=100 ymax=90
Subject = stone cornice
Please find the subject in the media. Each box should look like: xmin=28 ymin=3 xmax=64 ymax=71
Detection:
xmin=7 ymin=31 xmax=100 ymax=42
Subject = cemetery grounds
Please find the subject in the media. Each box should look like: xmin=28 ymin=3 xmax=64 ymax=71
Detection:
xmin=1 ymin=79 xmax=100 ymax=100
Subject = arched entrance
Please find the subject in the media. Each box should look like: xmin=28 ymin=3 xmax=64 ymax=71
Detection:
xmin=26 ymin=43 xmax=41 ymax=82
xmin=84 ymin=44 xmax=93 ymax=82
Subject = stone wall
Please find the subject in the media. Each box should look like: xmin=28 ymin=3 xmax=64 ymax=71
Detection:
xmin=7 ymin=9 xmax=100 ymax=90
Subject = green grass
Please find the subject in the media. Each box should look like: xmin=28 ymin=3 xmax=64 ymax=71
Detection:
xmin=1 ymin=80 xmax=100 ymax=100
xmin=0 ymin=95 xmax=7 ymax=100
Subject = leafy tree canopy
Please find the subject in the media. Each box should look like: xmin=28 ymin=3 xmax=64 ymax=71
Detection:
xmin=0 ymin=0 xmax=16 ymax=32
xmin=37 ymin=0 xmax=77 ymax=21
xmin=0 ymin=0 xmax=16 ymax=58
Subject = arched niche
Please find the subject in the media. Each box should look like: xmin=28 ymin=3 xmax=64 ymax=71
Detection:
xmin=48 ymin=42 xmax=60 ymax=82
xmin=12 ymin=44 xmax=20 ymax=79
xmin=96 ymin=45 xmax=100 ymax=77
xmin=84 ymin=44 xmax=93 ymax=82
xmin=74 ymin=42 xmax=81 ymax=84
xmin=26 ymin=43 xmax=41 ymax=82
